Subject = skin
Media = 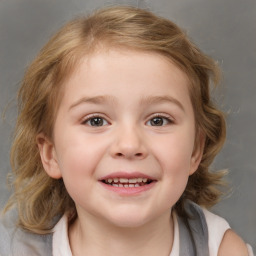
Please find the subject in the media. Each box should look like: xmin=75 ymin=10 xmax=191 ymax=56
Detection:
xmin=218 ymin=230 xmax=249 ymax=256
xmin=37 ymin=49 xmax=248 ymax=256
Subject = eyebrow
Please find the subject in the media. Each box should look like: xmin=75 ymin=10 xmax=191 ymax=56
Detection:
xmin=69 ymin=95 xmax=185 ymax=112
xmin=69 ymin=95 xmax=117 ymax=110
xmin=140 ymin=96 xmax=185 ymax=112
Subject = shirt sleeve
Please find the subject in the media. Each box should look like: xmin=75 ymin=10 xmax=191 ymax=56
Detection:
xmin=247 ymin=244 xmax=255 ymax=256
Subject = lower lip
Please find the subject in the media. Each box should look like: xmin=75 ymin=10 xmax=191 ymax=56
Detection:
xmin=99 ymin=181 xmax=156 ymax=196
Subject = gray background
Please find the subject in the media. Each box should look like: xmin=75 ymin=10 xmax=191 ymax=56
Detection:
xmin=0 ymin=0 xmax=255 ymax=250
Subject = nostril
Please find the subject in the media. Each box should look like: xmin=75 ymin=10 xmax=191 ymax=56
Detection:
xmin=115 ymin=152 xmax=143 ymax=158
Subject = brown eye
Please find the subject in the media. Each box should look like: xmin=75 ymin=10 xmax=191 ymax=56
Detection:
xmin=147 ymin=116 xmax=173 ymax=126
xmin=83 ymin=117 xmax=108 ymax=127
xmin=150 ymin=117 xmax=164 ymax=126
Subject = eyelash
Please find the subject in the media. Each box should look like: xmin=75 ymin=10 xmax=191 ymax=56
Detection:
xmin=81 ymin=114 xmax=109 ymax=127
xmin=146 ymin=114 xmax=174 ymax=126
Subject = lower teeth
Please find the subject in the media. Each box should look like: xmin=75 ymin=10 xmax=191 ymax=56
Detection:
xmin=111 ymin=183 xmax=141 ymax=187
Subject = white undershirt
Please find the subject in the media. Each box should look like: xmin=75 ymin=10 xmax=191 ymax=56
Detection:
xmin=52 ymin=209 xmax=254 ymax=256
xmin=52 ymin=212 xmax=179 ymax=256
xmin=52 ymin=214 xmax=72 ymax=256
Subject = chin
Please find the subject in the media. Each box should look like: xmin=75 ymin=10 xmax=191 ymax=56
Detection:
xmin=104 ymin=208 xmax=154 ymax=229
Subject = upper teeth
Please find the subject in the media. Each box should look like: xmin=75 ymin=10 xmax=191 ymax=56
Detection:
xmin=105 ymin=178 xmax=148 ymax=184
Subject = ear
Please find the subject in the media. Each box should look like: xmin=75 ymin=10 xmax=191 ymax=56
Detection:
xmin=36 ymin=133 xmax=62 ymax=179
xmin=189 ymin=130 xmax=205 ymax=175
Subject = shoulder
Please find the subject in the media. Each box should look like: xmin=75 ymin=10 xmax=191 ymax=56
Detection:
xmin=218 ymin=229 xmax=249 ymax=256
xmin=0 ymin=209 xmax=17 ymax=254
xmin=0 ymin=209 xmax=53 ymax=255
xmin=202 ymin=208 xmax=251 ymax=256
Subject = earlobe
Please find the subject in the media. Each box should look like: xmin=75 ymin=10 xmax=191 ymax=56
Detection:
xmin=36 ymin=133 xmax=62 ymax=179
xmin=189 ymin=130 xmax=205 ymax=175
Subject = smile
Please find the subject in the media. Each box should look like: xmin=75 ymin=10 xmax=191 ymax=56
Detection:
xmin=99 ymin=172 xmax=157 ymax=195
xmin=102 ymin=177 xmax=153 ymax=187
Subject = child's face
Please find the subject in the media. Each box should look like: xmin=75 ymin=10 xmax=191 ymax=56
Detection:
xmin=39 ymin=49 xmax=203 ymax=227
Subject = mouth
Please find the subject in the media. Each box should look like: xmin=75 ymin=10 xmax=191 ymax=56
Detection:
xmin=101 ymin=177 xmax=154 ymax=187
xmin=99 ymin=173 xmax=157 ymax=195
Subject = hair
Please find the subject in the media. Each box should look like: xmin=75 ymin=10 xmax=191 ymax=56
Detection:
xmin=4 ymin=5 xmax=226 ymax=234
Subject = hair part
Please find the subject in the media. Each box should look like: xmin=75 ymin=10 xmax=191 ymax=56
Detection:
xmin=4 ymin=5 xmax=226 ymax=234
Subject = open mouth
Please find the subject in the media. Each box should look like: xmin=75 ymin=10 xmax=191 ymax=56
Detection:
xmin=101 ymin=177 xmax=154 ymax=187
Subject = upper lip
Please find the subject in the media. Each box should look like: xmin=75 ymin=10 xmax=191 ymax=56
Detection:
xmin=99 ymin=171 xmax=157 ymax=181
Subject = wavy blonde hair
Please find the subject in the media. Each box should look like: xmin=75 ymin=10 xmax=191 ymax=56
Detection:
xmin=4 ymin=6 xmax=226 ymax=234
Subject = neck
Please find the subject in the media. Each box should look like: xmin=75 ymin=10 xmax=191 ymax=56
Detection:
xmin=69 ymin=210 xmax=174 ymax=256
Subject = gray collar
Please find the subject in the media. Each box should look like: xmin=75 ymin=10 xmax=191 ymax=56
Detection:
xmin=177 ymin=200 xmax=209 ymax=256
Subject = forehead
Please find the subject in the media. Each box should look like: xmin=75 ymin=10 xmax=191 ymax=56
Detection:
xmin=59 ymin=49 xmax=192 ymax=111
xmin=67 ymin=49 xmax=188 ymax=88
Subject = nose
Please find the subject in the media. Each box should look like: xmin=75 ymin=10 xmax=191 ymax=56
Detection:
xmin=109 ymin=126 xmax=148 ymax=160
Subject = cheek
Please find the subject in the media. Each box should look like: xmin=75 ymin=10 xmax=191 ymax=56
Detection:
xmin=56 ymin=127 xmax=105 ymax=165
xmin=57 ymin=145 xmax=99 ymax=176
xmin=53 ymin=133 xmax=108 ymax=191
xmin=158 ymin=145 xmax=193 ymax=205
xmin=153 ymin=133 xmax=195 ymax=172
xmin=54 ymin=140 xmax=103 ymax=205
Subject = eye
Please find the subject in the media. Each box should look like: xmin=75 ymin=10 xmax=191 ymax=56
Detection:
xmin=146 ymin=115 xmax=173 ymax=126
xmin=82 ymin=116 xmax=109 ymax=127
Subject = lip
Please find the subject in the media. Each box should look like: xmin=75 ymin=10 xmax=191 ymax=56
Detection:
xmin=100 ymin=171 xmax=156 ymax=180
xmin=99 ymin=171 xmax=157 ymax=196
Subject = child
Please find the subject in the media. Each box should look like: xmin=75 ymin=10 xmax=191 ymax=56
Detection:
xmin=0 ymin=5 xmax=254 ymax=256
